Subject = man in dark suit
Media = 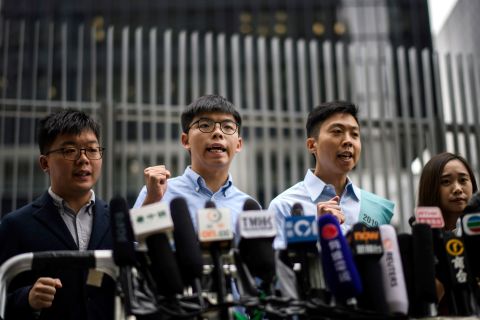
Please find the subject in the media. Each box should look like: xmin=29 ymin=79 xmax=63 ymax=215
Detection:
xmin=0 ymin=109 xmax=114 ymax=319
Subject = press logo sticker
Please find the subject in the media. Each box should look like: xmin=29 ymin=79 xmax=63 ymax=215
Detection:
xmin=415 ymin=206 xmax=444 ymax=228
xmin=462 ymin=213 xmax=480 ymax=235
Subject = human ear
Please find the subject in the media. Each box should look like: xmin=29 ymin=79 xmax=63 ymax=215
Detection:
xmin=39 ymin=155 xmax=49 ymax=174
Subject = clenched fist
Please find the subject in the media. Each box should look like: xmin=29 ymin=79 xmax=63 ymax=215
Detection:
xmin=142 ymin=165 xmax=171 ymax=206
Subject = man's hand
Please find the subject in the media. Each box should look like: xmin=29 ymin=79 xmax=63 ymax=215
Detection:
xmin=142 ymin=165 xmax=171 ymax=206
xmin=316 ymin=196 xmax=345 ymax=224
xmin=28 ymin=277 xmax=62 ymax=310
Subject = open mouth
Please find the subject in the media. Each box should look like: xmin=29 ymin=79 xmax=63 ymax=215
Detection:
xmin=74 ymin=170 xmax=91 ymax=177
xmin=206 ymin=146 xmax=226 ymax=153
xmin=337 ymin=151 xmax=353 ymax=161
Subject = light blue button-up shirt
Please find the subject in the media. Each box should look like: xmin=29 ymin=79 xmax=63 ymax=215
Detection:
xmin=268 ymin=169 xmax=361 ymax=249
xmin=133 ymin=166 xmax=257 ymax=233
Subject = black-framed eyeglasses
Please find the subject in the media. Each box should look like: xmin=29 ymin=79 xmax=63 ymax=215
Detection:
xmin=44 ymin=147 xmax=105 ymax=161
xmin=188 ymin=118 xmax=239 ymax=135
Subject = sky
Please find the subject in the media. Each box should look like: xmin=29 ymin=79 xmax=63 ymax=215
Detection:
xmin=428 ymin=0 xmax=458 ymax=35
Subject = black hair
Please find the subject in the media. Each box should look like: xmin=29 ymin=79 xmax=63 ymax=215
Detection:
xmin=306 ymin=101 xmax=359 ymax=138
xmin=181 ymin=94 xmax=242 ymax=134
xmin=38 ymin=108 xmax=101 ymax=154
xmin=418 ymin=152 xmax=478 ymax=208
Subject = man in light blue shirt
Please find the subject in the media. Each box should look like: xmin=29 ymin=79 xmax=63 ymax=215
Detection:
xmin=269 ymin=101 xmax=395 ymax=249
xmin=133 ymin=94 xmax=257 ymax=232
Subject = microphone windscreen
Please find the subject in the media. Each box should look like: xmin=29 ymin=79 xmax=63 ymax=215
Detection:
xmin=146 ymin=233 xmax=184 ymax=295
xmin=379 ymin=225 xmax=409 ymax=315
xmin=243 ymin=198 xmax=261 ymax=211
xmin=109 ymin=196 xmax=136 ymax=266
xmin=205 ymin=200 xmax=216 ymax=208
xmin=412 ymin=223 xmax=437 ymax=314
xmin=464 ymin=192 xmax=480 ymax=214
xmin=170 ymin=197 xmax=204 ymax=285
xmin=238 ymin=198 xmax=275 ymax=283
xmin=408 ymin=216 xmax=416 ymax=227
xmin=318 ymin=214 xmax=362 ymax=301
xmin=291 ymin=203 xmax=304 ymax=216
xmin=397 ymin=233 xmax=415 ymax=314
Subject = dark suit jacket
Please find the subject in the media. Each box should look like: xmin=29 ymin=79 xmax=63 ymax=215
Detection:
xmin=0 ymin=192 xmax=114 ymax=320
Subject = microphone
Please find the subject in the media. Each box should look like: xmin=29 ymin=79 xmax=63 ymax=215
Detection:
xmin=197 ymin=200 xmax=233 ymax=318
xmin=130 ymin=201 xmax=183 ymax=297
xmin=411 ymin=223 xmax=438 ymax=317
xmin=109 ymin=196 xmax=137 ymax=316
xmin=237 ymin=199 xmax=276 ymax=289
xmin=283 ymin=203 xmax=326 ymax=300
xmin=170 ymin=197 xmax=204 ymax=287
xmin=397 ymin=233 xmax=415 ymax=316
xmin=416 ymin=207 xmax=476 ymax=315
xmin=462 ymin=212 xmax=480 ymax=309
xmin=347 ymin=223 xmax=388 ymax=313
xmin=318 ymin=214 xmax=362 ymax=305
xmin=442 ymin=231 xmax=476 ymax=315
xmin=110 ymin=196 xmax=137 ymax=266
xmin=379 ymin=225 xmax=409 ymax=315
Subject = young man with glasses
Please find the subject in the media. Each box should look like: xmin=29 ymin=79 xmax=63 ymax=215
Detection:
xmin=0 ymin=109 xmax=114 ymax=320
xmin=133 ymin=94 xmax=258 ymax=230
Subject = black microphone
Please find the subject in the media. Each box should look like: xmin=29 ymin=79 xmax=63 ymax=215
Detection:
xmin=110 ymin=196 xmax=136 ymax=267
xmin=145 ymin=232 xmax=184 ymax=297
xmin=416 ymin=206 xmax=476 ymax=315
xmin=170 ymin=197 xmax=204 ymax=287
xmin=237 ymin=199 xmax=276 ymax=291
xmin=462 ymin=204 xmax=480 ymax=307
xmin=109 ymin=196 xmax=137 ymax=316
xmin=441 ymin=231 xmax=476 ymax=315
xmin=283 ymin=203 xmax=326 ymax=301
xmin=411 ymin=223 xmax=438 ymax=317
xmin=347 ymin=223 xmax=388 ymax=313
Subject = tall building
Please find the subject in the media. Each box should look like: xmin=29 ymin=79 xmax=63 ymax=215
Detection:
xmin=0 ymin=0 xmax=438 ymax=232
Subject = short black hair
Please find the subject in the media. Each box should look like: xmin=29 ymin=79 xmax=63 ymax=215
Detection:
xmin=306 ymin=101 xmax=359 ymax=138
xmin=181 ymin=94 xmax=242 ymax=134
xmin=38 ymin=108 xmax=101 ymax=154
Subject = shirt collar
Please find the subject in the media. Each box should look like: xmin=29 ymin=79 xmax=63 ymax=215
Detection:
xmin=183 ymin=166 xmax=234 ymax=196
xmin=304 ymin=169 xmax=360 ymax=202
xmin=48 ymin=187 xmax=95 ymax=214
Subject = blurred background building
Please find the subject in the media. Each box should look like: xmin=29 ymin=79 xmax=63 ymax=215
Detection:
xmin=1 ymin=0 xmax=478 ymax=232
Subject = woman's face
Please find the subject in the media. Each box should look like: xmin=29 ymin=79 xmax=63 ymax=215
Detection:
xmin=439 ymin=159 xmax=473 ymax=217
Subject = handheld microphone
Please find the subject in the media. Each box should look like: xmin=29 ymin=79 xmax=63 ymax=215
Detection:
xmin=379 ymin=225 xmax=409 ymax=315
xmin=462 ymin=212 xmax=480 ymax=306
xmin=198 ymin=201 xmax=233 ymax=318
xmin=170 ymin=197 xmax=204 ymax=287
xmin=442 ymin=231 xmax=476 ymax=315
xmin=397 ymin=233 xmax=415 ymax=315
xmin=416 ymin=206 xmax=476 ymax=316
xmin=347 ymin=223 xmax=388 ymax=313
xmin=284 ymin=203 xmax=326 ymax=300
xmin=318 ymin=214 xmax=362 ymax=304
xmin=411 ymin=223 xmax=438 ymax=317
xmin=109 ymin=196 xmax=137 ymax=316
xmin=130 ymin=201 xmax=183 ymax=297
xmin=462 ymin=192 xmax=480 ymax=279
xmin=237 ymin=199 xmax=276 ymax=287
xmin=110 ymin=196 xmax=136 ymax=266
